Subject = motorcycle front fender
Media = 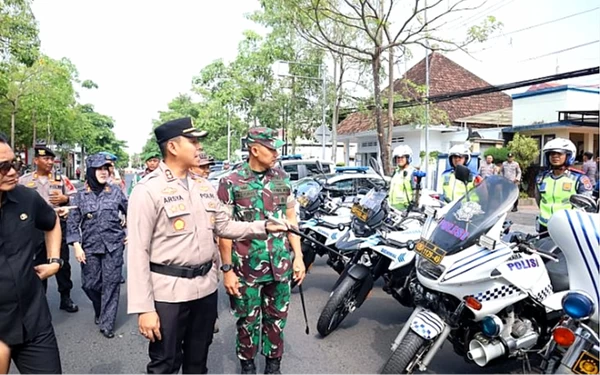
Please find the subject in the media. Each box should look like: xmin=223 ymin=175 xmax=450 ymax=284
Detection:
xmin=409 ymin=309 xmax=447 ymax=340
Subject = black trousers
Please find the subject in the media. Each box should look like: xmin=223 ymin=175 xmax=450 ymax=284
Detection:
xmin=37 ymin=221 xmax=73 ymax=297
xmin=9 ymin=321 xmax=62 ymax=374
xmin=147 ymin=291 xmax=218 ymax=374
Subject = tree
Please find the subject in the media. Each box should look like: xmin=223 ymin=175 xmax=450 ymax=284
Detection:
xmin=507 ymin=134 xmax=539 ymax=170
xmin=484 ymin=147 xmax=509 ymax=164
xmin=0 ymin=0 xmax=40 ymax=66
xmin=258 ymin=0 xmax=501 ymax=174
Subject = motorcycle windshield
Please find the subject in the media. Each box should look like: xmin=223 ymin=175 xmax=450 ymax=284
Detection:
xmin=295 ymin=180 xmax=322 ymax=207
xmin=358 ymin=188 xmax=387 ymax=211
xmin=428 ymin=176 xmax=518 ymax=255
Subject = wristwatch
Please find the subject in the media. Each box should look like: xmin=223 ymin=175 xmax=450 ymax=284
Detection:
xmin=220 ymin=264 xmax=234 ymax=273
xmin=48 ymin=257 xmax=64 ymax=269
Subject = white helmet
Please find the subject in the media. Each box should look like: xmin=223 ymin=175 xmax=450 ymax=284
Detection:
xmin=448 ymin=144 xmax=471 ymax=168
xmin=392 ymin=145 xmax=413 ymax=163
xmin=543 ymin=138 xmax=576 ymax=166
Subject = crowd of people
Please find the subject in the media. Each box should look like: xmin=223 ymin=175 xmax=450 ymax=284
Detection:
xmin=0 ymin=118 xmax=595 ymax=374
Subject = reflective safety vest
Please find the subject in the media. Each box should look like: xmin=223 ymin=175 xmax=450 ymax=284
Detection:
xmin=441 ymin=171 xmax=477 ymax=203
xmin=537 ymin=172 xmax=578 ymax=225
xmin=389 ymin=166 xmax=415 ymax=210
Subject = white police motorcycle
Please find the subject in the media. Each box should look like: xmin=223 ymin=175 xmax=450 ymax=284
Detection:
xmin=381 ymin=167 xmax=566 ymax=374
xmin=537 ymin=195 xmax=599 ymax=375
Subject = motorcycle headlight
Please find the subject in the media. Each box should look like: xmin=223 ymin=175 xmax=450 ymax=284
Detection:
xmin=417 ymin=257 xmax=445 ymax=280
xmin=562 ymin=291 xmax=595 ymax=320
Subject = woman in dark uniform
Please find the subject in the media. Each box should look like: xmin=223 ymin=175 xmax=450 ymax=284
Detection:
xmin=66 ymin=153 xmax=128 ymax=338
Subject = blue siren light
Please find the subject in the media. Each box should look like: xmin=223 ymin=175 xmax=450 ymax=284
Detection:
xmin=561 ymin=291 xmax=595 ymax=320
xmin=481 ymin=315 xmax=502 ymax=337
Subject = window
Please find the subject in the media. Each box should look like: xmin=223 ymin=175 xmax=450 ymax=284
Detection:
xmin=283 ymin=164 xmax=299 ymax=180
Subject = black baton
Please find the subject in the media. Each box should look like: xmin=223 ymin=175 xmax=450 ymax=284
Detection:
xmin=267 ymin=215 xmax=347 ymax=258
xmin=298 ymin=284 xmax=310 ymax=335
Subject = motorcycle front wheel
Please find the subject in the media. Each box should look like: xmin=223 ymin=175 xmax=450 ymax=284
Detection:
xmin=317 ymin=274 xmax=367 ymax=337
xmin=381 ymin=331 xmax=426 ymax=374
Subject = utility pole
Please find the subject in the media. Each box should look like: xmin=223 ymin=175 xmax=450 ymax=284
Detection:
xmin=320 ymin=63 xmax=327 ymax=160
xmin=424 ymin=0 xmax=431 ymax=188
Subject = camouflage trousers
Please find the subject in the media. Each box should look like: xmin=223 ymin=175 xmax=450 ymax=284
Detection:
xmin=230 ymin=278 xmax=291 ymax=360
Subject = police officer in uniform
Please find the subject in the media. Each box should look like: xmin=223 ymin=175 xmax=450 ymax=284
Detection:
xmin=67 ymin=153 xmax=128 ymax=339
xmin=0 ymin=135 xmax=64 ymax=373
xmin=536 ymin=138 xmax=593 ymax=233
xmin=127 ymin=118 xmax=289 ymax=374
xmin=440 ymin=144 xmax=482 ymax=203
xmin=19 ymin=146 xmax=79 ymax=313
xmin=388 ymin=145 xmax=418 ymax=211
xmin=191 ymin=152 xmax=215 ymax=180
xmin=500 ymin=152 xmax=522 ymax=212
xmin=217 ymin=127 xmax=306 ymax=375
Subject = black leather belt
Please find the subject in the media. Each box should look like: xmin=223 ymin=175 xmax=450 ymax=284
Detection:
xmin=150 ymin=261 xmax=213 ymax=278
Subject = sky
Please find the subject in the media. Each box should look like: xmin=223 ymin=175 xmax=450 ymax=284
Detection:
xmin=31 ymin=0 xmax=600 ymax=154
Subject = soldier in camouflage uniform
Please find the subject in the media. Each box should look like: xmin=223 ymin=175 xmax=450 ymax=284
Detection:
xmin=217 ymin=127 xmax=306 ymax=375
xmin=66 ymin=153 xmax=128 ymax=339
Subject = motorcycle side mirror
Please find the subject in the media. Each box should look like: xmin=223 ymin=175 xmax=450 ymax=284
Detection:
xmin=315 ymin=160 xmax=325 ymax=175
xmin=455 ymin=164 xmax=471 ymax=185
xmin=569 ymin=194 xmax=598 ymax=212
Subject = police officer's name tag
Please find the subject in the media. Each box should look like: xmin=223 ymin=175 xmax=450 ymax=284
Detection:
xmin=163 ymin=195 xmax=184 ymax=204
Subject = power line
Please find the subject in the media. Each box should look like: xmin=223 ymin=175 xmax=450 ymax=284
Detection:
xmin=444 ymin=0 xmax=517 ymax=31
xmin=516 ymin=40 xmax=599 ymax=63
xmin=339 ymin=66 xmax=599 ymax=118
xmin=487 ymin=6 xmax=600 ymax=40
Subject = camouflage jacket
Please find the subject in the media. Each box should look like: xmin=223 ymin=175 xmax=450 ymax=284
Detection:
xmin=217 ymin=162 xmax=295 ymax=283
xmin=66 ymin=183 xmax=128 ymax=254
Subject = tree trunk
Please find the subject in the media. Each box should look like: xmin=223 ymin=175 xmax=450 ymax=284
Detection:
xmin=334 ymin=56 xmax=344 ymax=165
xmin=10 ymin=99 xmax=18 ymax=149
xmin=331 ymin=57 xmax=338 ymax=164
xmin=32 ymin=109 xmax=37 ymax=151
xmin=387 ymin=47 xmax=395 ymax=169
xmin=372 ymin=50 xmax=390 ymax=175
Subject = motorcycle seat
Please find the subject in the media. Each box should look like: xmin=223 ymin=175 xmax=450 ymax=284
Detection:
xmin=545 ymin=250 xmax=570 ymax=293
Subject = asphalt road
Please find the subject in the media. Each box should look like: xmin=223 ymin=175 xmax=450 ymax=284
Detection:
xmin=11 ymin=209 xmax=538 ymax=374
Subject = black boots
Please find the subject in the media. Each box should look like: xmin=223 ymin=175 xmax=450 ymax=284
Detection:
xmin=241 ymin=357 xmax=281 ymax=374
xmin=264 ymin=358 xmax=281 ymax=374
xmin=240 ymin=360 xmax=256 ymax=374
xmin=59 ymin=295 xmax=79 ymax=313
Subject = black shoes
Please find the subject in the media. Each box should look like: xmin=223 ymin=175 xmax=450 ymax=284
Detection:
xmin=264 ymin=358 xmax=281 ymax=374
xmin=60 ymin=296 xmax=79 ymax=313
xmin=511 ymin=207 xmax=518 ymax=212
xmin=94 ymin=316 xmax=100 ymax=325
xmin=240 ymin=359 xmax=256 ymax=374
xmin=100 ymin=329 xmax=114 ymax=339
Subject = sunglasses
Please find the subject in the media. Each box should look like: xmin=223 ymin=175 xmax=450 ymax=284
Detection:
xmin=0 ymin=160 xmax=18 ymax=175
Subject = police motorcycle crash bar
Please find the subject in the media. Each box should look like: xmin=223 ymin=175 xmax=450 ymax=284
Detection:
xmin=381 ymin=165 xmax=565 ymax=374
xmin=316 ymin=157 xmax=441 ymax=337
xmin=537 ymin=194 xmax=599 ymax=375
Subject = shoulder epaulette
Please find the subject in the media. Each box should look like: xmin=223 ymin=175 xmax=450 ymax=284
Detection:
xmin=568 ymin=167 xmax=584 ymax=174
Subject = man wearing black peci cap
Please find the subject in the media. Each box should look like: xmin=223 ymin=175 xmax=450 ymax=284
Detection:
xmin=126 ymin=117 xmax=290 ymax=374
xmin=19 ymin=145 xmax=79 ymax=313
xmin=0 ymin=134 xmax=64 ymax=373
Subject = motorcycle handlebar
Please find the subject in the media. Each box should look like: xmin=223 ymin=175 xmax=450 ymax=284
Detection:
xmin=517 ymin=243 xmax=559 ymax=263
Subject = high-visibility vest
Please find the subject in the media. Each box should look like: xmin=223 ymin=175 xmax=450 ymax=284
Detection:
xmin=537 ymin=172 xmax=578 ymax=225
xmin=441 ymin=171 xmax=477 ymax=203
xmin=389 ymin=166 xmax=415 ymax=210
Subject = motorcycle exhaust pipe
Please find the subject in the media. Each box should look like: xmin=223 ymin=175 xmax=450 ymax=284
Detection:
xmin=467 ymin=331 xmax=539 ymax=367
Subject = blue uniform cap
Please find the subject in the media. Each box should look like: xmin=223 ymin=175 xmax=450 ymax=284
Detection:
xmin=87 ymin=153 xmax=113 ymax=169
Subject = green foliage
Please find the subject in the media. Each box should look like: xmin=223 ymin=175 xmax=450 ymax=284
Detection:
xmin=507 ymin=134 xmax=539 ymax=170
xmin=484 ymin=147 xmax=509 ymax=164
xmin=0 ymin=0 xmax=40 ymax=66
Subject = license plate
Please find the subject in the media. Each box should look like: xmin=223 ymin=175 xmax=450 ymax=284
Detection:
xmin=415 ymin=239 xmax=447 ymax=265
xmin=572 ymin=350 xmax=599 ymax=375
xmin=351 ymin=203 xmax=369 ymax=221
xmin=297 ymin=196 xmax=309 ymax=207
